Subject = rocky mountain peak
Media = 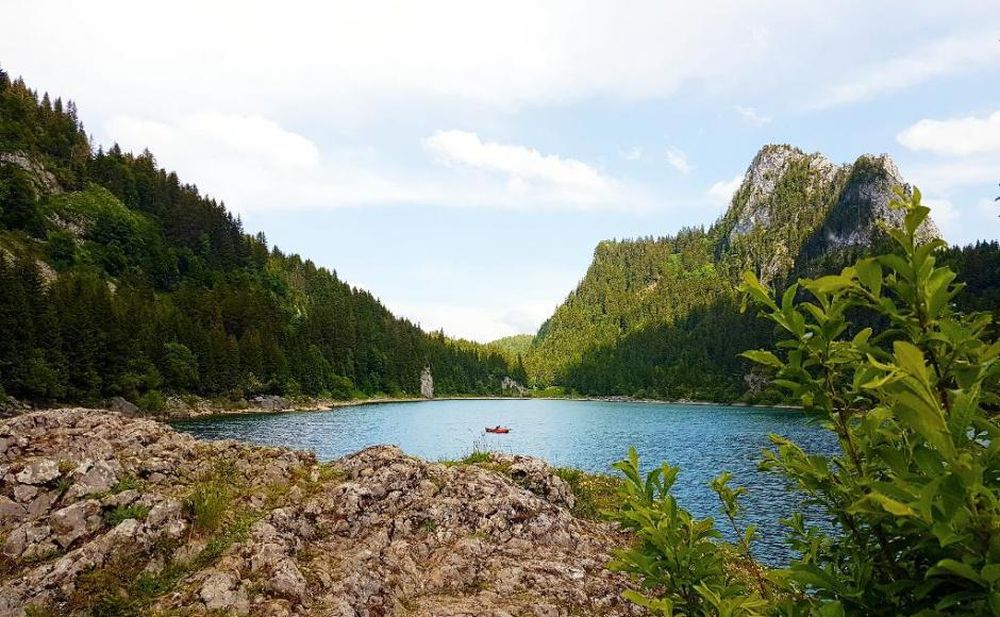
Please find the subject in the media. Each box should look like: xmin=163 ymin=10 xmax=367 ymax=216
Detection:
xmin=715 ymin=144 xmax=939 ymax=284
xmin=802 ymin=153 xmax=940 ymax=258
xmin=726 ymin=144 xmax=838 ymax=242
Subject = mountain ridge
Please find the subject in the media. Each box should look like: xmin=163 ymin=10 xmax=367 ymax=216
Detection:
xmin=523 ymin=144 xmax=945 ymax=399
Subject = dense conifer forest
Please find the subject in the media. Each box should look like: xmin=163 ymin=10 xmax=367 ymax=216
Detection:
xmin=0 ymin=69 xmax=515 ymax=409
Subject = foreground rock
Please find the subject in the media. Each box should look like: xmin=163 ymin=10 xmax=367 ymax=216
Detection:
xmin=0 ymin=409 xmax=638 ymax=616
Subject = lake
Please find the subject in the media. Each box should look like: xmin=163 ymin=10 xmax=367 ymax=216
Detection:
xmin=173 ymin=398 xmax=837 ymax=563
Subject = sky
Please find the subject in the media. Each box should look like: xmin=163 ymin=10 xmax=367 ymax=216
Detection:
xmin=2 ymin=1 xmax=999 ymax=342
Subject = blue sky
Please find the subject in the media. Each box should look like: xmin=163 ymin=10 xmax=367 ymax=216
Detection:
xmin=3 ymin=1 xmax=999 ymax=341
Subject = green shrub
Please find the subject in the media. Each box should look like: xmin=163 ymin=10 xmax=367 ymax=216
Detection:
xmin=137 ymin=390 xmax=166 ymax=413
xmin=553 ymin=466 xmax=623 ymax=520
xmin=612 ymin=189 xmax=1000 ymax=616
xmin=46 ymin=229 xmax=77 ymax=270
xmin=609 ymin=449 xmax=769 ymax=616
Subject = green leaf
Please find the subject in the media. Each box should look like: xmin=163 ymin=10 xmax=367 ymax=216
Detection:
xmin=928 ymin=559 xmax=985 ymax=586
xmin=855 ymin=258 xmax=882 ymax=296
xmin=894 ymin=392 xmax=955 ymax=459
xmin=893 ymin=341 xmax=928 ymax=383
xmin=740 ymin=350 xmax=783 ymax=368
xmin=740 ymin=270 xmax=777 ymax=310
xmin=852 ymin=493 xmax=919 ymax=518
xmin=806 ymin=274 xmax=853 ymax=295
xmin=981 ymin=564 xmax=1000 ymax=585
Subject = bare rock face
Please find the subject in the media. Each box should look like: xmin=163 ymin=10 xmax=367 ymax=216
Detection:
xmin=250 ymin=394 xmax=291 ymax=412
xmin=803 ymin=154 xmax=941 ymax=256
xmin=500 ymin=376 xmax=529 ymax=397
xmin=718 ymin=144 xmax=940 ymax=284
xmin=0 ymin=152 xmax=62 ymax=195
xmin=15 ymin=459 xmax=60 ymax=485
xmin=0 ymin=409 xmax=637 ymax=617
xmin=420 ymin=366 xmax=434 ymax=399
xmin=727 ymin=144 xmax=839 ymax=242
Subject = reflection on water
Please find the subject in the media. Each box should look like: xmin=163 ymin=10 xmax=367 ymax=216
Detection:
xmin=173 ymin=398 xmax=837 ymax=563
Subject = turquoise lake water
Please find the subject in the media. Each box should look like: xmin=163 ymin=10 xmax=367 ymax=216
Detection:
xmin=173 ymin=398 xmax=837 ymax=563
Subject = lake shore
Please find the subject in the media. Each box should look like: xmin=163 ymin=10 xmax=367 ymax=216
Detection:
xmin=154 ymin=392 xmax=802 ymax=421
xmin=1 ymin=391 xmax=800 ymax=422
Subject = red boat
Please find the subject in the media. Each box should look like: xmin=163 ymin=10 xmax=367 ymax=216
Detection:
xmin=485 ymin=426 xmax=510 ymax=434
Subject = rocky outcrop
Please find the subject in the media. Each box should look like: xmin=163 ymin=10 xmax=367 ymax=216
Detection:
xmin=725 ymin=144 xmax=839 ymax=243
xmin=801 ymin=154 xmax=940 ymax=258
xmin=0 ymin=409 xmax=637 ymax=616
xmin=108 ymin=396 xmax=139 ymax=416
xmin=718 ymin=144 xmax=940 ymax=284
xmin=250 ymin=394 xmax=291 ymax=412
xmin=420 ymin=366 xmax=434 ymax=399
xmin=0 ymin=397 xmax=32 ymax=419
xmin=0 ymin=152 xmax=62 ymax=195
xmin=500 ymin=376 xmax=529 ymax=397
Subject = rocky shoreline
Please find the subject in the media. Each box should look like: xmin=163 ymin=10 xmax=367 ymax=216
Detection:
xmin=0 ymin=409 xmax=639 ymax=616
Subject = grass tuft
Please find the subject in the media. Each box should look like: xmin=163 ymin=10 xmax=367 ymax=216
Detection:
xmin=553 ymin=467 xmax=623 ymax=520
xmin=104 ymin=504 xmax=150 ymax=527
xmin=185 ymin=481 xmax=230 ymax=533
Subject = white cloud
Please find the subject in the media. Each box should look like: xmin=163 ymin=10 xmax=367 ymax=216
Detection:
xmin=0 ymin=1 xmax=806 ymax=118
xmin=897 ymin=110 xmax=1000 ymax=156
xmin=735 ymin=106 xmax=771 ymax=127
xmin=708 ymin=174 xmax=744 ymax=203
xmin=424 ymin=130 xmax=610 ymax=195
xmin=666 ymin=146 xmax=692 ymax=174
xmin=814 ymin=31 xmax=1000 ymax=108
xmin=933 ymin=197 xmax=1000 ymax=246
xmin=108 ymin=114 xmax=645 ymax=213
xmin=109 ymin=113 xmax=320 ymax=171
xmin=908 ymin=160 xmax=1000 ymax=192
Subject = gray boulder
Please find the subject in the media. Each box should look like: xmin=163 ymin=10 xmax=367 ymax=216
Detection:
xmin=16 ymin=459 xmax=60 ymax=485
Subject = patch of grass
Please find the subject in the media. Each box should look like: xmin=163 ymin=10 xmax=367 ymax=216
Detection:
xmin=460 ymin=449 xmax=492 ymax=465
xmin=184 ymin=481 xmax=230 ymax=533
xmin=24 ymin=604 xmax=59 ymax=617
xmin=419 ymin=519 xmax=438 ymax=533
xmin=53 ymin=475 xmax=74 ymax=497
xmin=262 ymin=481 xmax=291 ymax=508
xmin=104 ymin=504 xmax=150 ymax=527
xmin=193 ymin=511 xmax=256 ymax=566
xmin=111 ymin=473 xmax=142 ymax=494
xmin=553 ymin=467 xmax=623 ymax=520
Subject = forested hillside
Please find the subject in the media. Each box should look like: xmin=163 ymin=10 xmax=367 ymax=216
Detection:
xmin=0 ymin=69 xmax=514 ymax=409
xmin=525 ymin=145 xmax=999 ymax=401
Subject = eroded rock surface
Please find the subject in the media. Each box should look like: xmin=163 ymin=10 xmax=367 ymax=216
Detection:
xmin=0 ymin=409 xmax=637 ymax=616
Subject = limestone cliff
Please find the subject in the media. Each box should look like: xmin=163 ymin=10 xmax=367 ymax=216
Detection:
xmin=716 ymin=144 xmax=939 ymax=284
